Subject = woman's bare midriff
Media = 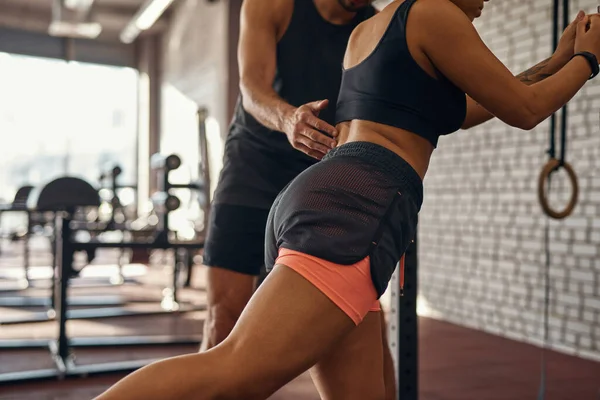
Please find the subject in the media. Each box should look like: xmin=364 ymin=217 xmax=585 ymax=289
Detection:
xmin=335 ymin=120 xmax=434 ymax=180
xmin=336 ymin=0 xmax=439 ymax=181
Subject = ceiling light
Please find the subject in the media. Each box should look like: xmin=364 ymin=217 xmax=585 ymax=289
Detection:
xmin=48 ymin=20 xmax=102 ymax=39
xmin=63 ymin=0 xmax=95 ymax=11
xmin=119 ymin=0 xmax=175 ymax=43
xmin=135 ymin=0 xmax=174 ymax=30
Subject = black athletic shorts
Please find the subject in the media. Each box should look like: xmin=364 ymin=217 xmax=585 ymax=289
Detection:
xmin=265 ymin=141 xmax=424 ymax=297
xmin=203 ymin=204 xmax=270 ymax=276
xmin=203 ymin=126 xmax=315 ymax=276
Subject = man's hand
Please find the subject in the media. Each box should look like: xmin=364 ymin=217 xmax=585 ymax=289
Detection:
xmin=554 ymin=10 xmax=585 ymax=63
xmin=283 ymin=99 xmax=338 ymax=160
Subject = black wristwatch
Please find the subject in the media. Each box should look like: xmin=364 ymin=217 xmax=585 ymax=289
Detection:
xmin=571 ymin=51 xmax=599 ymax=80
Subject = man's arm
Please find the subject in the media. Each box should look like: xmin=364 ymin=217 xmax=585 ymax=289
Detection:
xmin=238 ymin=0 xmax=292 ymax=133
xmin=238 ymin=0 xmax=336 ymax=159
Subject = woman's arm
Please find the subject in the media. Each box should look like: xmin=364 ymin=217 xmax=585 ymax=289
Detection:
xmin=462 ymin=11 xmax=585 ymax=129
xmin=413 ymin=0 xmax=597 ymax=130
xmin=462 ymin=56 xmax=562 ymax=129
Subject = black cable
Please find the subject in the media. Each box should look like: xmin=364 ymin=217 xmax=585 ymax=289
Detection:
xmin=559 ymin=0 xmax=569 ymax=166
xmin=547 ymin=0 xmax=560 ymax=160
xmin=537 ymin=175 xmax=552 ymax=400
xmin=548 ymin=108 xmax=556 ymax=161
xmin=537 ymin=1 xmax=563 ymax=398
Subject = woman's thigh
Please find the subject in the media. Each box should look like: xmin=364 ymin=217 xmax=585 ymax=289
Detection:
xmin=220 ymin=263 xmax=359 ymax=399
xmin=310 ymin=311 xmax=386 ymax=400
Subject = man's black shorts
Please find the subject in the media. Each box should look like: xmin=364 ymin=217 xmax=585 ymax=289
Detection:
xmin=203 ymin=204 xmax=270 ymax=276
xmin=204 ymin=127 xmax=315 ymax=276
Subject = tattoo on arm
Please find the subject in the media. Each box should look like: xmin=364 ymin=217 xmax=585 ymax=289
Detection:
xmin=516 ymin=57 xmax=554 ymax=84
xmin=474 ymin=57 xmax=555 ymax=107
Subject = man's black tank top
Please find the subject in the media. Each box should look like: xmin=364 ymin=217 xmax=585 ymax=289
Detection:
xmin=229 ymin=0 xmax=376 ymax=163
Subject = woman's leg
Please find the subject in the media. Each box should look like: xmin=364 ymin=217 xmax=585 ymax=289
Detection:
xmin=309 ymin=310 xmax=387 ymax=400
xmin=380 ymin=311 xmax=397 ymax=400
xmin=94 ymin=264 xmax=356 ymax=400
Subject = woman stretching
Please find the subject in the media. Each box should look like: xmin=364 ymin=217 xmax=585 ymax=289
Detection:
xmin=95 ymin=0 xmax=600 ymax=399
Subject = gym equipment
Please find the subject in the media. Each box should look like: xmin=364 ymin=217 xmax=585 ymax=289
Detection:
xmin=145 ymin=153 xmax=204 ymax=287
xmin=97 ymin=163 xmax=138 ymax=230
xmin=537 ymin=93 xmax=578 ymax=219
xmin=0 ymin=178 xmax=123 ymax=318
xmin=148 ymin=110 xmax=211 ymax=284
xmin=98 ymin=163 xmax=138 ymax=195
xmin=389 ymin=238 xmax=418 ymax=400
xmin=0 ymin=176 xmax=205 ymax=384
xmin=538 ymin=158 xmax=578 ymax=219
xmin=0 ymin=176 xmax=142 ymax=319
xmin=0 ymin=185 xmax=34 ymax=213
xmin=537 ymin=2 xmax=573 ymax=399
xmin=149 ymin=153 xmax=183 ymax=242
xmin=184 ymin=107 xmax=212 ymax=287
xmin=0 ymin=185 xmax=35 ymax=289
xmin=197 ymin=107 xmax=212 ymax=214
xmin=537 ymin=0 xmax=578 ymax=220
xmin=95 ymin=164 xmax=142 ymax=285
xmin=151 ymin=153 xmax=206 ymax=210
xmin=0 ymin=173 xmax=199 ymax=325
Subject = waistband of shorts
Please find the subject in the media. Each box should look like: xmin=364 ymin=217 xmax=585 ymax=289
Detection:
xmin=324 ymin=141 xmax=424 ymax=209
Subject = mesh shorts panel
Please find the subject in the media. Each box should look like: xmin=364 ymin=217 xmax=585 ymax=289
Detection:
xmin=265 ymin=142 xmax=423 ymax=296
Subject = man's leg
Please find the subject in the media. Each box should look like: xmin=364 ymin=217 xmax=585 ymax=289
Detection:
xmin=199 ymin=204 xmax=270 ymax=351
xmin=200 ymin=267 xmax=257 ymax=351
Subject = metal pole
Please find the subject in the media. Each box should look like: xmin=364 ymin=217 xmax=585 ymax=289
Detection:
xmin=198 ymin=107 xmax=211 ymax=231
xmin=390 ymin=235 xmax=419 ymax=400
xmin=23 ymin=210 xmax=31 ymax=283
xmin=52 ymin=213 xmax=75 ymax=374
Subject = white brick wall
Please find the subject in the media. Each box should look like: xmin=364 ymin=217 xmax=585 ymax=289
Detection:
xmin=418 ymin=0 xmax=600 ymax=361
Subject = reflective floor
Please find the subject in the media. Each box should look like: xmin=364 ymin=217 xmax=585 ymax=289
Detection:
xmin=0 ymin=238 xmax=598 ymax=399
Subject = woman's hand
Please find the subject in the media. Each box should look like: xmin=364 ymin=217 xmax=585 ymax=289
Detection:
xmin=553 ymin=11 xmax=585 ymax=63
xmin=575 ymin=14 xmax=600 ymax=61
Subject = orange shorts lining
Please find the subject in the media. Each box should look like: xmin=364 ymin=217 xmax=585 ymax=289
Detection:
xmin=275 ymin=248 xmax=380 ymax=325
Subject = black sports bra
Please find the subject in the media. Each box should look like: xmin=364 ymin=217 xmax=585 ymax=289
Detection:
xmin=335 ymin=0 xmax=467 ymax=148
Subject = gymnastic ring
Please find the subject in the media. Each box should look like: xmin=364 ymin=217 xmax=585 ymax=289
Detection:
xmin=537 ymin=158 xmax=579 ymax=219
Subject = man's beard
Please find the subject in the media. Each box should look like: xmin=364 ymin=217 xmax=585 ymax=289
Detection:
xmin=337 ymin=0 xmax=368 ymax=12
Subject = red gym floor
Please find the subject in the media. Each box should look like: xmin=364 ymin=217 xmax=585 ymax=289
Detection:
xmin=0 ymin=240 xmax=599 ymax=399
xmin=1 ymin=317 xmax=599 ymax=400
